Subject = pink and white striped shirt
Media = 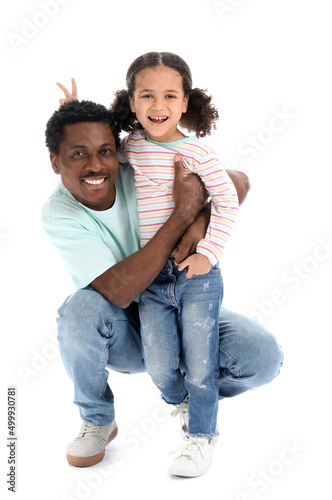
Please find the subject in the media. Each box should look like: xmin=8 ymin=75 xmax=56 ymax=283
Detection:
xmin=119 ymin=131 xmax=239 ymax=266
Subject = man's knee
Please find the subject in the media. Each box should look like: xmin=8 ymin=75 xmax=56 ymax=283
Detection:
xmin=219 ymin=309 xmax=284 ymax=385
xmin=245 ymin=326 xmax=284 ymax=384
xmin=260 ymin=332 xmax=284 ymax=383
xmin=58 ymin=289 xmax=108 ymax=320
xmin=56 ymin=289 xmax=112 ymax=349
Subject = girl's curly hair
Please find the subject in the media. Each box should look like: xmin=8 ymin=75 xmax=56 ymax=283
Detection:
xmin=109 ymin=52 xmax=219 ymax=138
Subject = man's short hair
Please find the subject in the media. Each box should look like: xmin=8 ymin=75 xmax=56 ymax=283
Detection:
xmin=45 ymin=100 xmax=121 ymax=154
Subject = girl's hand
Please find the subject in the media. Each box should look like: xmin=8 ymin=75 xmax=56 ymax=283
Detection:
xmin=56 ymin=78 xmax=78 ymax=106
xmin=176 ymin=253 xmax=211 ymax=279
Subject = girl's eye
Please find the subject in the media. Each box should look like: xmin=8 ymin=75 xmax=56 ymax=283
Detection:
xmin=166 ymin=95 xmax=176 ymax=99
xmin=142 ymin=94 xmax=152 ymax=99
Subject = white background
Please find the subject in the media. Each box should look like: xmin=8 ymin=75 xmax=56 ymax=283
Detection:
xmin=1 ymin=0 xmax=331 ymax=499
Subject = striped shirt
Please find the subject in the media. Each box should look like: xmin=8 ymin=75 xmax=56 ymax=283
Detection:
xmin=119 ymin=131 xmax=239 ymax=265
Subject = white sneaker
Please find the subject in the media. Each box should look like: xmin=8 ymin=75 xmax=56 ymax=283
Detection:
xmin=66 ymin=420 xmax=118 ymax=467
xmin=169 ymin=436 xmax=213 ymax=477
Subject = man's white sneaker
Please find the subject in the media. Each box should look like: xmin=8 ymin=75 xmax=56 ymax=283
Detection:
xmin=66 ymin=420 xmax=118 ymax=467
xmin=169 ymin=436 xmax=213 ymax=477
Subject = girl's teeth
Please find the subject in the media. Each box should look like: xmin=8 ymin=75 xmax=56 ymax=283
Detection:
xmin=150 ymin=116 xmax=167 ymax=121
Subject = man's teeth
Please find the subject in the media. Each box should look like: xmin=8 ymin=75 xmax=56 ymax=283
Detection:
xmin=84 ymin=178 xmax=106 ymax=185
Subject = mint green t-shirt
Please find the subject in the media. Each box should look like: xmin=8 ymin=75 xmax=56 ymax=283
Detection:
xmin=41 ymin=162 xmax=140 ymax=290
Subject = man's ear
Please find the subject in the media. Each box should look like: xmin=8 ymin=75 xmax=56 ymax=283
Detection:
xmin=129 ymin=96 xmax=135 ymax=113
xmin=50 ymin=154 xmax=60 ymax=174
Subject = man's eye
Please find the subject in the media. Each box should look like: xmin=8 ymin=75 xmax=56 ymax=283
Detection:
xmin=72 ymin=151 xmax=86 ymax=157
xmin=100 ymin=149 xmax=114 ymax=155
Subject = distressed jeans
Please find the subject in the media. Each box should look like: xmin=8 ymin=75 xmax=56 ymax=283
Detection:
xmin=57 ymin=289 xmax=283 ymax=427
xmin=139 ymin=259 xmax=222 ymax=438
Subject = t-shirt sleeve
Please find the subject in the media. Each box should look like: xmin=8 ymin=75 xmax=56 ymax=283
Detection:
xmin=194 ymin=151 xmax=239 ymax=265
xmin=41 ymin=198 xmax=116 ymax=290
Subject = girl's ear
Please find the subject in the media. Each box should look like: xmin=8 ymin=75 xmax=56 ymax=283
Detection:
xmin=129 ymin=96 xmax=136 ymax=113
xmin=182 ymin=95 xmax=189 ymax=114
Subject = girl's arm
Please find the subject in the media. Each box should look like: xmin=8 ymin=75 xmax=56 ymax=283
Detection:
xmin=194 ymin=154 xmax=239 ymax=266
xmin=175 ymin=169 xmax=250 ymax=266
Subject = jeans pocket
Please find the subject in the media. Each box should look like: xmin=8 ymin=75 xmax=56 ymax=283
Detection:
xmin=208 ymin=263 xmax=220 ymax=274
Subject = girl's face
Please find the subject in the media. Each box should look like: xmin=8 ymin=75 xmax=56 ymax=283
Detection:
xmin=129 ymin=65 xmax=189 ymax=143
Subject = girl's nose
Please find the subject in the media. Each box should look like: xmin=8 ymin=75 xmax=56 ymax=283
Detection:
xmin=151 ymin=97 xmax=164 ymax=110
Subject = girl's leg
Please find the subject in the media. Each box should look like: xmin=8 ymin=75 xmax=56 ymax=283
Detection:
xmin=177 ymin=264 xmax=223 ymax=438
xmin=139 ymin=265 xmax=187 ymax=405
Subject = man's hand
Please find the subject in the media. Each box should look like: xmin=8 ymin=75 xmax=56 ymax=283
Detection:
xmin=56 ymin=78 xmax=78 ymax=106
xmin=177 ymin=253 xmax=211 ymax=278
xmin=174 ymin=203 xmax=210 ymax=264
xmin=172 ymin=155 xmax=208 ymax=225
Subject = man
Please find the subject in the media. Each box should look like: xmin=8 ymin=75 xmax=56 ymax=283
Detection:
xmin=42 ymin=100 xmax=283 ymax=471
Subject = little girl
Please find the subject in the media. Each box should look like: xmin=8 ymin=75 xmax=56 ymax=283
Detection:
xmin=110 ymin=52 xmax=239 ymax=477
xmin=57 ymin=53 xmax=239 ymax=477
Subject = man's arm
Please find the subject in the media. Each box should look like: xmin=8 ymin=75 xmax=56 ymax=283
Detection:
xmin=226 ymin=169 xmax=251 ymax=205
xmin=90 ymin=156 xmax=207 ymax=308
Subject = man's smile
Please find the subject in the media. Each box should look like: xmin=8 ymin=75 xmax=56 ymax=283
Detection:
xmin=82 ymin=176 xmax=108 ymax=186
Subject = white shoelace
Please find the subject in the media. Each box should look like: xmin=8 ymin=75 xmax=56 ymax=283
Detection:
xmin=171 ymin=403 xmax=189 ymax=432
xmin=169 ymin=437 xmax=208 ymax=466
xmin=77 ymin=423 xmax=104 ymax=441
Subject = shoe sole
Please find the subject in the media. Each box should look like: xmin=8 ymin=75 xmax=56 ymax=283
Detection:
xmin=66 ymin=426 xmax=118 ymax=467
xmin=169 ymin=457 xmax=212 ymax=478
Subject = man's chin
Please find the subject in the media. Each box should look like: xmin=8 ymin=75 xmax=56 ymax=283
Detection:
xmin=74 ymin=187 xmax=115 ymax=211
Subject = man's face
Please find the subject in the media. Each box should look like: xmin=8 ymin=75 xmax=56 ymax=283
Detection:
xmin=50 ymin=122 xmax=119 ymax=211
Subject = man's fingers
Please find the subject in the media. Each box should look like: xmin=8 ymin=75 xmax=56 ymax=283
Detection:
xmin=174 ymin=241 xmax=194 ymax=264
xmin=71 ymin=78 xmax=78 ymax=99
xmin=176 ymin=256 xmax=189 ymax=272
xmin=56 ymin=78 xmax=78 ymax=100
xmin=56 ymin=82 xmax=70 ymax=97
xmin=173 ymin=154 xmax=184 ymax=182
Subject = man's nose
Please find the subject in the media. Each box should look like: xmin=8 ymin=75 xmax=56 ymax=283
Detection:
xmin=87 ymin=154 xmax=101 ymax=171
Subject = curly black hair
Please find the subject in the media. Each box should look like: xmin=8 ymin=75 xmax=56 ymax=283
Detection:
xmin=45 ymin=100 xmax=121 ymax=154
xmin=109 ymin=52 xmax=219 ymax=138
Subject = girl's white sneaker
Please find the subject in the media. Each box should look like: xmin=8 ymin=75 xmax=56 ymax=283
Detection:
xmin=169 ymin=436 xmax=213 ymax=477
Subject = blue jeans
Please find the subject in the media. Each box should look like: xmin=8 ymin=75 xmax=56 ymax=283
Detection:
xmin=139 ymin=259 xmax=222 ymax=438
xmin=57 ymin=289 xmax=283 ymax=426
